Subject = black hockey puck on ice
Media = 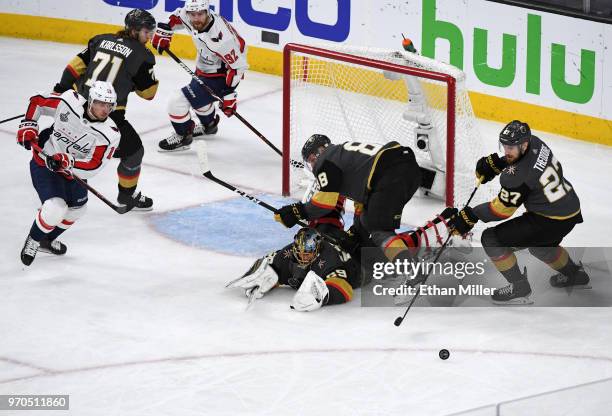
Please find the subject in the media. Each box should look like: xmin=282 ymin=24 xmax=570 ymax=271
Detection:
xmin=439 ymin=349 xmax=450 ymax=360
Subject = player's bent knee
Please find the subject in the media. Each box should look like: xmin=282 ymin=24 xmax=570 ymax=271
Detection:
xmin=41 ymin=197 xmax=68 ymax=226
xmin=65 ymin=204 xmax=87 ymax=223
xmin=167 ymin=90 xmax=191 ymax=121
xmin=528 ymin=246 xmax=556 ymax=262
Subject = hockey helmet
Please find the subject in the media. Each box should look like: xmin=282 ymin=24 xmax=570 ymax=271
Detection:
xmin=185 ymin=0 xmax=210 ymax=12
xmin=301 ymin=134 xmax=331 ymax=163
xmin=88 ymin=81 xmax=117 ymax=113
xmin=292 ymin=228 xmax=322 ymax=267
xmin=499 ymin=120 xmax=531 ymax=146
xmin=124 ymin=9 xmax=156 ymax=32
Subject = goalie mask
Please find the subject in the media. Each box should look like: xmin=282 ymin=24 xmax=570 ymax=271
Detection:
xmin=292 ymin=228 xmax=322 ymax=267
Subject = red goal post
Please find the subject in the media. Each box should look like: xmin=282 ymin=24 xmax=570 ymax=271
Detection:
xmin=282 ymin=43 xmax=458 ymax=206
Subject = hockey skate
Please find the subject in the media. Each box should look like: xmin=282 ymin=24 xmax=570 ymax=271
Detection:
xmin=39 ymin=238 xmax=67 ymax=255
xmin=117 ymin=191 xmax=153 ymax=211
xmin=20 ymin=235 xmax=40 ymax=266
xmin=491 ymin=271 xmax=533 ymax=305
xmin=193 ymin=114 xmax=220 ymax=138
xmin=158 ymin=132 xmax=193 ymax=152
xmin=549 ymin=262 xmax=591 ymax=289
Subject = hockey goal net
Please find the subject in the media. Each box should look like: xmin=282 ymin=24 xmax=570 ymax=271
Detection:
xmin=282 ymin=43 xmax=493 ymax=207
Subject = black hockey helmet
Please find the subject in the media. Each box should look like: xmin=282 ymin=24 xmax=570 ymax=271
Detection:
xmin=302 ymin=134 xmax=331 ymax=162
xmin=499 ymin=120 xmax=531 ymax=146
xmin=125 ymin=9 xmax=156 ymax=32
xmin=292 ymin=228 xmax=322 ymax=266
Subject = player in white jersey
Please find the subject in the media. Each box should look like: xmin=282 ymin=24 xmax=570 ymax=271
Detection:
xmin=152 ymin=0 xmax=248 ymax=151
xmin=16 ymin=81 xmax=121 ymax=266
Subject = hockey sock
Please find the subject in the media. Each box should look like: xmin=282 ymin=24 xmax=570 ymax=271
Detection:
xmin=117 ymin=147 xmax=144 ymax=195
xmin=170 ymin=119 xmax=194 ymax=137
xmin=194 ymin=104 xmax=216 ymax=126
xmin=491 ymin=252 xmax=524 ymax=283
xmin=29 ymin=198 xmax=69 ymax=242
xmin=539 ymin=246 xmax=579 ymax=276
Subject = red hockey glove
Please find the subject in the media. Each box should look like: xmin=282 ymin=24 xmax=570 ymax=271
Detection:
xmin=220 ymin=92 xmax=237 ymax=117
xmin=45 ymin=153 xmax=75 ymax=178
xmin=17 ymin=119 xmax=39 ymax=150
xmin=152 ymin=23 xmax=173 ymax=54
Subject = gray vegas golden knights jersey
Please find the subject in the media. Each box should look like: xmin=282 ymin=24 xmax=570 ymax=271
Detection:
xmin=76 ymin=34 xmax=157 ymax=109
xmin=306 ymin=141 xmax=404 ymax=219
xmin=271 ymin=240 xmax=361 ymax=290
xmin=473 ymin=136 xmax=581 ymax=221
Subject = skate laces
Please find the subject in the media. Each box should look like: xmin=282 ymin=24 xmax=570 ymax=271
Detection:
xmin=24 ymin=237 xmax=40 ymax=256
xmin=497 ymin=284 xmax=514 ymax=295
xmin=165 ymin=133 xmax=184 ymax=145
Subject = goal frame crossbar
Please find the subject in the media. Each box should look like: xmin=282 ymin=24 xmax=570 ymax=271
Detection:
xmin=282 ymin=43 xmax=457 ymax=206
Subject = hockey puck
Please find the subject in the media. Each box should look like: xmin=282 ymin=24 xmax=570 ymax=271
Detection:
xmin=439 ymin=349 xmax=450 ymax=360
xmin=394 ymin=317 xmax=403 ymax=326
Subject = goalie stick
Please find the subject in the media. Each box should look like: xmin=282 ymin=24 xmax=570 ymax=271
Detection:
xmin=163 ymin=48 xmax=305 ymax=170
xmin=32 ymin=144 xmax=138 ymax=215
xmin=393 ymin=180 xmax=481 ymax=327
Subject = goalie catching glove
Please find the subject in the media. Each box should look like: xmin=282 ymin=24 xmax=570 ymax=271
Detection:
xmin=476 ymin=153 xmax=508 ymax=184
xmin=290 ymin=270 xmax=329 ymax=312
xmin=226 ymin=254 xmax=278 ymax=299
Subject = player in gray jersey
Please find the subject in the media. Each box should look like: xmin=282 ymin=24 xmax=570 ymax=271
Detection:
xmin=275 ymin=135 xmax=422 ymax=262
xmin=53 ymin=9 xmax=159 ymax=211
xmin=449 ymin=120 xmax=589 ymax=304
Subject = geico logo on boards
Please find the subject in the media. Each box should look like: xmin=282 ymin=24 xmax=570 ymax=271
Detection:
xmin=102 ymin=0 xmax=351 ymax=42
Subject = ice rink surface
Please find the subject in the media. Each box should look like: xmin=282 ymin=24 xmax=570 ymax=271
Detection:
xmin=1 ymin=38 xmax=612 ymax=415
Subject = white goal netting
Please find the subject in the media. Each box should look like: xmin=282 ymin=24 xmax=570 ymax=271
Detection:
xmin=283 ymin=44 xmax=497 ymax=207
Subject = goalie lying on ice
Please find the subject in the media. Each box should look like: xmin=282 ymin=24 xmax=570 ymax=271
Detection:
xmin=227 ymin=227 xmax=362 ymax=312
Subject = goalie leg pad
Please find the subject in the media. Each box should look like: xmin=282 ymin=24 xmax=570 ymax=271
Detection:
xmin=290 ymin=271 xmax=329 ymax=312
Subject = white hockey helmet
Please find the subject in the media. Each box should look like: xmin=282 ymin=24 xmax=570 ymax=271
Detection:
xmin=88 ymin=81 xmax=117 ymax=112
xmin=185 ymin=0 xmax=210 ymax=13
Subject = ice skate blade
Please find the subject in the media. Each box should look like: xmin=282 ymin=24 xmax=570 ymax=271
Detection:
xmin=491 ymin=296 xmax=534 ymax=305
xmin=157 ymin=145 xmax=191 ymax=153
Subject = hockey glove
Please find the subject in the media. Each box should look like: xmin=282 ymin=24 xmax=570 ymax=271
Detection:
xmin=17 ymin=119 xmax=39 ymax=150
xmin=476 ymin=153 xmax=508 ymax=184
xmin=220 ymin=92 xmax=237 ymax=117
xmin=45 ymin=153 xmax=75 ymax=178
xmin=290 ymin=271 xmax=329 ymax=312
xmin=448 ymin=206 xmax=479 ymax=236
xmin=152 ymin=23 xmax=173 ymax=54
xmin=275 ymin=202 xmax=307 ymax=228
xmin=226 ymin=254 xmax=278 ymax=299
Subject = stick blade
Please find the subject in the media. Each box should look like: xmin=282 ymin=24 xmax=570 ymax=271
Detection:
xmin=196 ymin=141 xmax=210 ymax=175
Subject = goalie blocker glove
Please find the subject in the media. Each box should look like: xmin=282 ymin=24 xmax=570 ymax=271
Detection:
xmin=275 ymin=203 xmax=307 ymax=228
xmin=290 ymin=270 xmax=329 ymax=312
xmin=476 ymin=153 xmax=508 ymax=184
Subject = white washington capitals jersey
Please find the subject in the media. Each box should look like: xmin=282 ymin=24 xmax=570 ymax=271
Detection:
xmin=168 ymin=9 xmax=248 ymax=77
xmin=26 ymin=90 xmax=120 ymax=179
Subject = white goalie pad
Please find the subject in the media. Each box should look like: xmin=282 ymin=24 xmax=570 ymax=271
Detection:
xmin=227 ymin=253 xmax=279 ymax=299
xmin=290 ymin=271 xmax=329 ymax=312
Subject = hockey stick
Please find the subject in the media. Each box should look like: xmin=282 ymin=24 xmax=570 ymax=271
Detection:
xmin=196 ymin=141 xmax=341 ymax=246
xmin=31 ymin=144 xmax=138 ymax=215
xmin=394 ymin=181 xmax=481 ymax=327
xmin=1 ymin=113 xmax=25 ymax=124
xmin=163 ymin=48 xmax=305 ymax=169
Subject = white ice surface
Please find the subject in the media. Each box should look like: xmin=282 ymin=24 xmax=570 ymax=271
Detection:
xmin=1 ymin=37 xmax=612 ymax=415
